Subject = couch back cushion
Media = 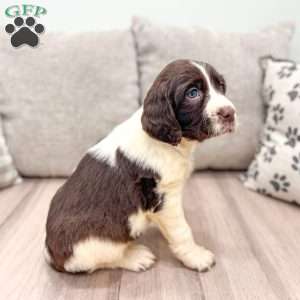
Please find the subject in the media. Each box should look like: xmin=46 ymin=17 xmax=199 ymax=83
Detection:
xmin=0 ymin=31 xmax=139 ymax=176
xmin=132 ymin=17 xmax=294 ymax=169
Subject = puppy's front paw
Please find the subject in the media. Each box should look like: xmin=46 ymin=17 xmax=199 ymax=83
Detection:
xmin=179 ymin=245 xmax=215 ymax=272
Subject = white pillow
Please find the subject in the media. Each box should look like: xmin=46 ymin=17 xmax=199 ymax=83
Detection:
xmin=0 ymin=120 xmax=20 ymax=189
xmin=243 ymin=56 xmax=300 ymax=204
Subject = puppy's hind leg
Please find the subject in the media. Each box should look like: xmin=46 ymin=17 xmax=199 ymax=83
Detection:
xmin=63 ymin=238 xmax=155 ymax=273
xmin=64 ymin=238 xmax=128 ymax=273
xmin=117 ymin=243 xmax=156 ymax=272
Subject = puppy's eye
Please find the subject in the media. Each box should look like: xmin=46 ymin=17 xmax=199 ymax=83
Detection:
xmin=216 ymin=76 xmax=226 ymax=93
xmin=220 ymin=82 xmax=226 ymax=93
xmin=186 ymin=87 xmax=200 ymax=98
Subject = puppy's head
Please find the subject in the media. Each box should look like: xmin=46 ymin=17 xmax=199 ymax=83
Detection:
xmin=142 ymin=59 xmax=236 ymax=145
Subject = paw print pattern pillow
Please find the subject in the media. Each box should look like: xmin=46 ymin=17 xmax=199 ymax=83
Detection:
xmin=243 ymin=56 xmax=300 ymax=204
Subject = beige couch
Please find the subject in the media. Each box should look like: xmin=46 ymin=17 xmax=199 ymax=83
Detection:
xmin=0 ymin=20 xmax=298 ymax=300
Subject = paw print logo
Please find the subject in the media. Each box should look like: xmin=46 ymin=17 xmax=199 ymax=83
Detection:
xmin=287 ymin=83 xmax=300 ymax=101
xmin=262 ymin=145 xmax=277 ymax=163
xmin=270 ymin=173 xmax=290 ymax=193
xmin=270 ymin=103 xmax=284 ymax=124
xmin=285 ymin=127 xmax=300 ymax=148
xmin=5 ymin=16 xmax=45 ymax=48
xmin=291 ymin=153 xmax=300 ymax=174
xmin=277 ymin=64 xmax=297 ymax=79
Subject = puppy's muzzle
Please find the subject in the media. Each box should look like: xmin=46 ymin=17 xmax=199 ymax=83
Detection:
xmin=217 ymin=105 xmax=236 ymax=133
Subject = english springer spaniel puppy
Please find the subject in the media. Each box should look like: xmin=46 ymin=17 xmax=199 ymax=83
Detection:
xmin=45 ymin=59 xmax=236 ymax=273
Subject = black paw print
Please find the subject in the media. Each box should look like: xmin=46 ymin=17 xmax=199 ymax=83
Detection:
xmin=262 ymin=145 xmax=277 ymax=163
xmin=270 ymin=173 xmax=290 ymax=192
xmin=5 ymin=16 xmax=45 ymax=48
xmin=270 ymin=103 xmax=284 ymax=124
xmin=256 ymin=188 xmax=273 ymax=197
xmin=247 ymin=161 xmax=259 ymax=180
xmin=262 ymin=126 xmax=275 ymax=143
xmin=277 ymin=64 xmax=297 ymax=79
xmin=291 ymin=153 xmax=300 ymax=174
xmin=287 ymin=83 xmax=300 ymax=101
xmin=263 ymin=85 xmax=275 ymax=103
xmin=285 ymin=127 xmax=300 ymax=148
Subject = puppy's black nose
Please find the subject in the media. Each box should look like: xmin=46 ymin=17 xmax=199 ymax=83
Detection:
xmin=217 ymin=106 xmax=235 ymax=122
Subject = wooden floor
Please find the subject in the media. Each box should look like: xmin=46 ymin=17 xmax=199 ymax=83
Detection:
xmin=0 ymin=172 xmax=300 ymax=300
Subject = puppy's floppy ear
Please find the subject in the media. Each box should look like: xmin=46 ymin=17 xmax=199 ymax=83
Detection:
xmin=142 ymin=81 xmax=182 ymax=146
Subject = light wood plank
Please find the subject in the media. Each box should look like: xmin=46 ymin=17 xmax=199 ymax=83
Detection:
xmin=0 ymin=180 xmax=36 ymax=226
xmin=119 ymin=228 xmax=204 ymax=300
xmin=1 ymin=173 xmax=300 ymax=300
xmin=186 ymin=172 xmax=279 ymax=300
xmin=218 ymin=172 xmax=300 ymax=300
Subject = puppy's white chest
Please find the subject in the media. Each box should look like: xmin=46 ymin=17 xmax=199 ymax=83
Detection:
xmin=159 ymin=154 xmax=193 ymax=185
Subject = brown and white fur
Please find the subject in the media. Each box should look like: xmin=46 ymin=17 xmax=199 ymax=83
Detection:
xmin=45 ymin=59 xmax=236 ymax=274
